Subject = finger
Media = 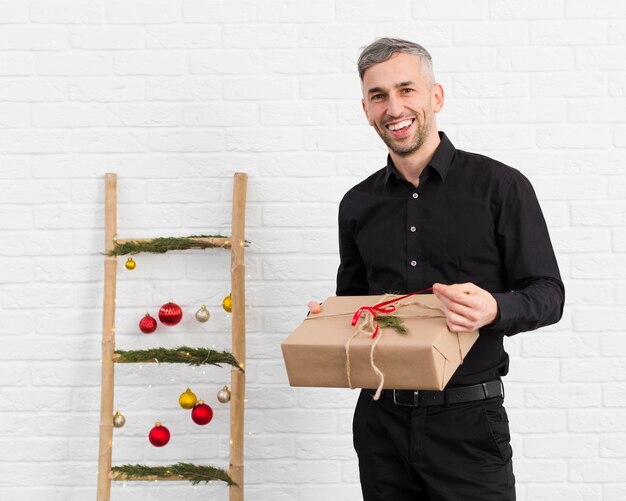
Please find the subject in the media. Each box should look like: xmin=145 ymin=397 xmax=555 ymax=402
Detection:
xmin=445 ymin=311 xmax=475 ymax=331
xmin=307 ymin=300 xmax=321 ymax=314
xmin=433 ymin=283 xmax=471 ymax=302
xmin=439 ymin=287 xmax=480 ymax=309
xmin=435 ymin=291 xmax=477 ymax=319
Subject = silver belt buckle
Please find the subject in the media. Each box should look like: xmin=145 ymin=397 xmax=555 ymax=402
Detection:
xmin=393 ymin=389 xmax=419 ymax=407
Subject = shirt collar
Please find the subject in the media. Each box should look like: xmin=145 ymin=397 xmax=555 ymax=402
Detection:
xmin=384 ymin=131 xmax=456 ymax=186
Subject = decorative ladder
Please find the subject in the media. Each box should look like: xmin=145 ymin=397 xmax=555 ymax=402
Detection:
xmin=96 ymin=172 xmax=248 ymax=501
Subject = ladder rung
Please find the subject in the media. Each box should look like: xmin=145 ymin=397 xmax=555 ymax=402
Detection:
xmin=110 ymin=472 xmax=185 ymax=482
xmin=109 ymin=463 xmax=235 ymax=485
xmin=112 ymin=347 xmax=242 ymax=369
xmin=115 ymin=236 xmax=232 ymax=249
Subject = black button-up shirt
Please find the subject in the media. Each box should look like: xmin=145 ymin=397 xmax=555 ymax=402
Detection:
xmin=336 ymin=132 xmax=565 ymax=386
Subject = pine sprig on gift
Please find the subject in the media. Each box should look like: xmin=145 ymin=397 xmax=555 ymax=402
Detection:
xmin=107 ymin=235 xmax=231 ymax=255
xmin=111 ymin=463 xmax=236 ymax=485
xmin=113 ymin=346 xmax=243 ymax=370
xmin=378 ymin=315 xmax=408 ymax=335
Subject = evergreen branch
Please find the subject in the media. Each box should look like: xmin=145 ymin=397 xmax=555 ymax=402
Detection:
xmin=107 ymin=235 xmax=232 ymax=256
xmin=111 ymin=463 xmax=236 ymax=486
xmin=113 ymin=346 xmax=243 ymax=371
xmin=378 ymin=315 xmax=408 ymax=335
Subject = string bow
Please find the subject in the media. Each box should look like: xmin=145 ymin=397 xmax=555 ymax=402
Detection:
xmin=351 ymin=301 xmax=397 ymax=339
xmin=351 ymin=288 xmax=433 ymax=339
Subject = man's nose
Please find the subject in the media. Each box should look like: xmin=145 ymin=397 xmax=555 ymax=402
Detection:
xmin=386 ymin=94 xmax=403 ymax=118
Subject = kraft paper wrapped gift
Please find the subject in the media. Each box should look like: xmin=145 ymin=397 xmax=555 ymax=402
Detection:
xmin=281 ymin=294 xmax=479 ymax=391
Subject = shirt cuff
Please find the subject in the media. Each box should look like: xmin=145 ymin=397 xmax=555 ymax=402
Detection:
xmin=480 ymin=291 xmax=519 ymax=336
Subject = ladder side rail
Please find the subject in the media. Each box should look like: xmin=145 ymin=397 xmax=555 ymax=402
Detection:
xmin=229 ymin=172 xmax=247 ymax=501
xmin=97 ymin=173 xmax=118 ymax=501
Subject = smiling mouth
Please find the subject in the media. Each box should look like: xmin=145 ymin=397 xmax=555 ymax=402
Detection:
xmin=386 ymin=118 xmax=415 ymax=132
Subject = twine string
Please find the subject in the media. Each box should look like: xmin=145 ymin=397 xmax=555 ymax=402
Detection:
xmin=343 ymin=288 xmax=435 ymax=400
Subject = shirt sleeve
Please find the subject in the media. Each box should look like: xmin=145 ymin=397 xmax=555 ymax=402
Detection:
xmin=336 ymin=196 xmax=369 ymax=296
xmin=481 ymin=170 xmax=565 ymax=337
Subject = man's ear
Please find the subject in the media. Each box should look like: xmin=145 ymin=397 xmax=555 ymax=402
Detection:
xmin=362 ymin=99 xmax=373 ymax=125
xmin=433 ymin=83 xmax=444 ymax=113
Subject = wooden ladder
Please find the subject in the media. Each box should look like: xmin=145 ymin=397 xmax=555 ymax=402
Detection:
xmin=96 ymin=172 xmax=248 ymax=501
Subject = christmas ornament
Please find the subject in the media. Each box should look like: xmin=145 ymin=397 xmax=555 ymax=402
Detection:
xmin=113 ymin=409 xmax=126 ymax=428
xmin=217 ymin=385 xmax=231 ymax=404
xmin=139 ymin=313 xmax=157 ymax=334
xmin=179 ymin=387 xmax=197 ymax=409
xmin=159 ymin=300 xmax=183 ymax=326
xmin=148 ymin=422 xmax=170 ymax=447
xmin=124 ymin=257 xmax=136 ymax=270
xmin=195 ymin=304 xmax=210 ymax=323
xmin=222 ymin=294 xmax=232 ymax=313
xmin=191 ymin=401 xmax=213 ymax=425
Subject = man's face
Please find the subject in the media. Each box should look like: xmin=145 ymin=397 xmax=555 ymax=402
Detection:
xmin=361 ymin=52 xmax=443 ymax=157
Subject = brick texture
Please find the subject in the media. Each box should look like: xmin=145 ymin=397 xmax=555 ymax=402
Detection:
xmin=0 ymin=2 xmax=623 ymax=500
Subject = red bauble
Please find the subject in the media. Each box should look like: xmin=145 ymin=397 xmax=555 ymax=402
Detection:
xmin=159 ymin=301 xmax=183 ymax=326
xmin=139 ymin=313 xmax=157 ymax=334
xmin=148 ymin=422 xmax=170 ymax=447
xmin=191 ymin=401 xmax=213 ymax=425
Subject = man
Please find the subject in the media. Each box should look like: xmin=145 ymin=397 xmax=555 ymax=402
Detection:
xmin=309 ymin=38 xmax=564 ymax=500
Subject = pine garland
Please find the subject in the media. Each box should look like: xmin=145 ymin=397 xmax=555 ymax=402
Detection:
xmin=113 ymin=346 xmax=243 ymax=370
xmin=111 ymin=463 xmax=236 ymax=485
xmin=107 ymin=235 xmax=236 ymax=256
xmin=377 ymin=315 xmax=408 ymax=335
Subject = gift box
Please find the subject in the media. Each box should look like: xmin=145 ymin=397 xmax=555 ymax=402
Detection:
xmin=281 ymin=294 xmax=479 ymax=391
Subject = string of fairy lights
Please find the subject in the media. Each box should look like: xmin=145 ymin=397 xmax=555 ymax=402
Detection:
xmin=99 ymin=238 xmax=254 ymax=491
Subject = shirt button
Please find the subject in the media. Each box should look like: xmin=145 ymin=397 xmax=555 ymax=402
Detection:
xmin=412 ymin=193 xmax=419 ymax=199
xmin=410 ymin=226 xmax=416 ymax=232
xmin=410 ymin=260 xmax=417 ymax=267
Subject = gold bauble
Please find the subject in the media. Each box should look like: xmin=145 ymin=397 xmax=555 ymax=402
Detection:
xmin=217 ymin=385 xmax=231 ymax=404
xmin=113 ymin=409 xmax=126 ymax=428
xmin=178 ymin=387 xmax=197 ymax=409
xmin=195 ymin=305 xmax=210 ymax=323
xmin=222 ymin=294 xmax=232 ymax=313
xmin=124 ymin=257 xmax=136 ymax=270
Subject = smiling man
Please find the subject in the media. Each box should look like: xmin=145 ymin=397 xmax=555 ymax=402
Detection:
xmin=330 ymin=38 xmax=565 ymax=500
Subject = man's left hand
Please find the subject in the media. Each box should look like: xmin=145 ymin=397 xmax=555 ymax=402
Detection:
xmin=432 ymin=282 xmax=499 ymax=333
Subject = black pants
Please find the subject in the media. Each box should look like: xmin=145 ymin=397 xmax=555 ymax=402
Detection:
xmin=353 ymin=389 xmax=515 ymax=501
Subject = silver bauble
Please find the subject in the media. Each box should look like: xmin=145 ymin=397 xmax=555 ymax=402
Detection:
xmin=217 ymin=385 xmax=231 ymax=404
xmin=195 ymin=305 xmax=210 ymax=323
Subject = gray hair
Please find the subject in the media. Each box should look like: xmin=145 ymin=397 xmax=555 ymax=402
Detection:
xmin=357 ymin=37 xmax=435 ymax=83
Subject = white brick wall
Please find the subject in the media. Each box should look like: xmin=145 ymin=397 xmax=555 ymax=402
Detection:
xmin=0 ymin=1 xmax=623 ymax=500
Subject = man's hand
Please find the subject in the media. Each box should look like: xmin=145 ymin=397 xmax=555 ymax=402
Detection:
xmin=307 ymin=300 xmax=321 ymax=314
xmin=432 ymin=282 xmax=499 ymax=333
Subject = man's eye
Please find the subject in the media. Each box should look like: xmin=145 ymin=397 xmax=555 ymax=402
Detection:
xmin=372 ymin=94 xmax=384 ymax=101
xmin=401 ymin=88 xmax=414 ymax=94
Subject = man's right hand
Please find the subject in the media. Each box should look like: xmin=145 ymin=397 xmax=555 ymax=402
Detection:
xmin=307 ymin=300 xmax=321 ymax=314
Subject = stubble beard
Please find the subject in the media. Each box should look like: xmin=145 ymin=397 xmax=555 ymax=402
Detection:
xmin=376 ymin=116 xmax=431 ymax=157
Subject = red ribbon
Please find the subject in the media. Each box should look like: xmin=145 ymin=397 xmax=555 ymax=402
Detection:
xmin=351 ymin=287 xmax=434 ymax=339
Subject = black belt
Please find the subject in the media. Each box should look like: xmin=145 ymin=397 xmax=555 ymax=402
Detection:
xmin=380 ymin=380 xmax=504 ymax=407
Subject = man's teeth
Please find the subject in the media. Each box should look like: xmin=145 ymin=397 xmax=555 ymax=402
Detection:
xmin=388 ymin=119 xmax=413 ymax=131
